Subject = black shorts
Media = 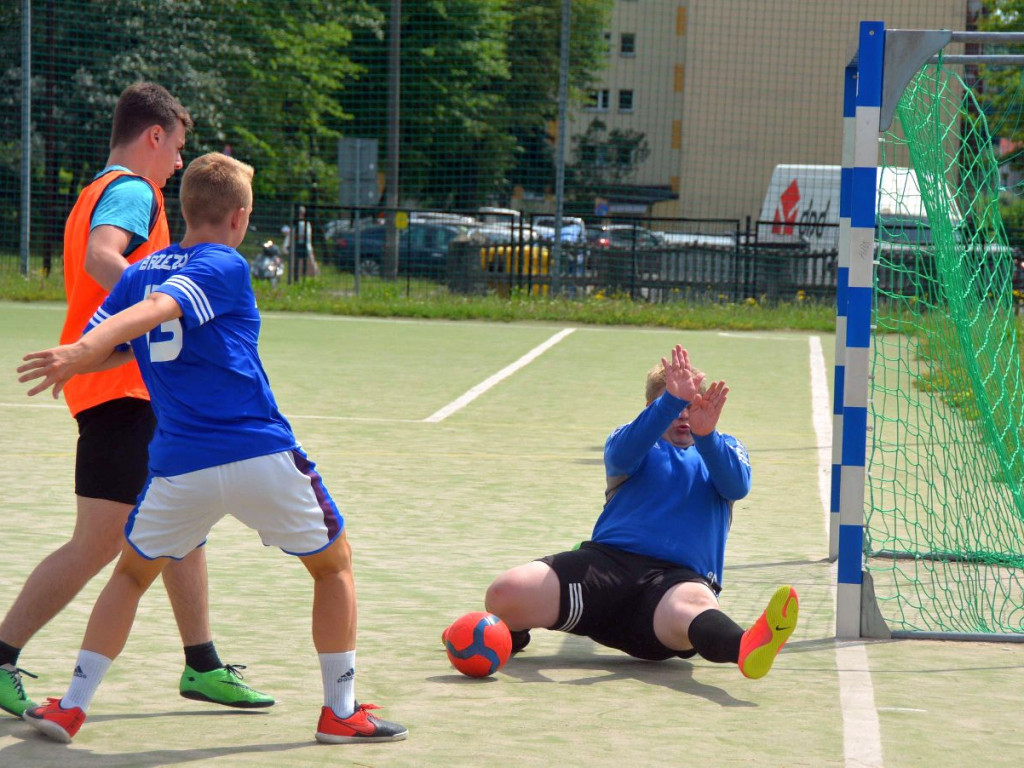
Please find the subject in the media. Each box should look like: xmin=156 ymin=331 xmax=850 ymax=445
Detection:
xmin=539 ymin=541 xmax=719 ymax=661
xmin=75 ymin=398 xmax=156 ymax=505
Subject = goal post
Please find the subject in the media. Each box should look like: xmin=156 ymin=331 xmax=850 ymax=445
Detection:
xmin=834 ymin=21 xmax=1024 ymax=641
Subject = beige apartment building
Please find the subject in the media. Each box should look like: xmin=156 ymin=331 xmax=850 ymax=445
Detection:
xmin=567 ymin=0 xmax=969 ymax=225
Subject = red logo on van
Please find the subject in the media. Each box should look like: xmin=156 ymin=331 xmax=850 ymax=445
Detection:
xmin=772 ymin=180 xmax=800 ymax=235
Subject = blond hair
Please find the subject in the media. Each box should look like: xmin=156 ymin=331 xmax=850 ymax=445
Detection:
xmin=645 ymin=360 xmax=707 ymax=404
xmin=180 ymin=152 xmax=254 ymax=228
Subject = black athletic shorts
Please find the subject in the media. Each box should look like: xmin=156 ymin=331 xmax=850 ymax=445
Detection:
xmin=539 ymin=541 xmax=720 ymax=661
xmin=75 ymin=398 xmax=156 ymax=505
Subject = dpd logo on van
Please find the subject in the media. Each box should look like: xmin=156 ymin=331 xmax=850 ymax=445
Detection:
xmin=773 ymin=180 xmax=800 ymax=235
xmin=772 ymin=178 xmax=832 ymax=239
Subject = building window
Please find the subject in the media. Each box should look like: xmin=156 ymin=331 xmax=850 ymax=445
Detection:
xmin=603 ymin=31 xmax=612 ymax=53
xmin=585 ymin=89 xmax=611 ymax=112
xmin=619 ymin=90 xmax=634 ymax=113
xmin=620 ymin=33 xmax=636 ymax=57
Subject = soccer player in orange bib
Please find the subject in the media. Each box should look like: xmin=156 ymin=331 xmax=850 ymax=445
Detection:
xmin=0 ymin=83 xmax=271 ymax=719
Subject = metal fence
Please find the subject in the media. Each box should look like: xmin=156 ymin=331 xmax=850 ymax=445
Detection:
xmin=271 ymin=203 xmax=841 ymax=303
xmin=2 ymin=0 xmax=1007 ymax=307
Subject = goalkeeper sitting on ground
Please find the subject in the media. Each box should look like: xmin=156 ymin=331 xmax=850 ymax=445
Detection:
xmin=477 ymin=344 xmax=797 ymax=677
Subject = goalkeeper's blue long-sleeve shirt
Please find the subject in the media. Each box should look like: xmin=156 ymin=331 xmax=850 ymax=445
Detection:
xmin=591 ymin=391 xmax=752 ymax=588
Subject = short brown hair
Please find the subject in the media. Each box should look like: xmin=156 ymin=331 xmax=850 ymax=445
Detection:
xmin=645 ymin=359 xmax=707 ymax=404
xmin=180 ymin=153 xmax=254 ymax=228
xmin=110 ymin=82 xmax=193 ymax=149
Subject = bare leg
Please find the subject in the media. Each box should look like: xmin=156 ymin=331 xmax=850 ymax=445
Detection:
xmin=651 ymin=581 xmax=720 ymax=651
xmin=81 ymin=546 xmax=167 ymax=659
xmin=162 ymin=548 xmax=212 ymax=647
xmin=299 ymin=533 xmax=356 ymax=652
xmin=484 ymin=561 xmax=561 ymax=631
xmin=0 ymin=496 xmax=129 ymax=648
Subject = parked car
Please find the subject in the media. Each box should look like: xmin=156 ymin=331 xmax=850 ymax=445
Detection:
xmin=410 ymin=211 xmax=480 ymax=227
xmin=476 ymin=206 xmax=522 ymax=225
xmin=323 ymin=216 xmax=377 ymax=243
xmin=329 ymin=222 xmax=468 ymax=277
xmin=532 ymin=216 xmax=588 ymax=243
xmin=467 ymin=223 xmax=541 ymax=245
xmin=657 ymin=231 xmax=744 ymax=248
xmin=587 ymin=223 xmax=665 ymax=249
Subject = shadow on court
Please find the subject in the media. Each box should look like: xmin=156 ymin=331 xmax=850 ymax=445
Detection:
xmin=499 ymin=654 xmax=757 ymax=708
xmin=0 ymin=731 xmax=308 ymax=768
xmin=431 ymin=632 xmax=761 ymax=708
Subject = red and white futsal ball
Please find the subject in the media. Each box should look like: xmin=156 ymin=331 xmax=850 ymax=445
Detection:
xmin=443 ymin=611 xmax=512 ymax=677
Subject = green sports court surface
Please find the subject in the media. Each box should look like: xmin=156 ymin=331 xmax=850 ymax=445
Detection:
xmin=1 ymin=301 xmax=1022 ymax=767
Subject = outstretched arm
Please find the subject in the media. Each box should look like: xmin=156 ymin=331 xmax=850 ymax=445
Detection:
xmin=17 ymin=292 xmax=181 ymax=398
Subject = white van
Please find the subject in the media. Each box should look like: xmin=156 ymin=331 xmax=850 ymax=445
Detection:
xmin=757 ymin=164 xmax=933 ymax=252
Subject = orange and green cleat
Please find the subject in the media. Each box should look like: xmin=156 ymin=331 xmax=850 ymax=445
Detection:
xmin=738 ymin=585 xmax=798 ymax=680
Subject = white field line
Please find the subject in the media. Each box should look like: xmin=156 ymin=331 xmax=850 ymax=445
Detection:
xmin=260 ymin=312 xmax=816 ymax=340
xmin=716 ymin=331 xmax=813 ymax=341
xmin=423 ymin=328 xmax=576 ymax=423
xmin=809 ymin=336 xmax=883 ymax=768
xmin=0 ymin=401 xmax=66 ymax=410
xmin=288 ymin=414 xmax=421 ymax=423
xmin=0 ymin=401 xmax=423 ymax=424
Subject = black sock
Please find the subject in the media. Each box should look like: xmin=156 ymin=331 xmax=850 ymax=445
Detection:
xmin=687 ymin=609 xmax=744 ymax=664
xmin=183 ymin=642 xmax=223 ymax=673
xmin=510 ymin=629 xmax=531 ymax=654
xmin=0 ymin=640 xmax=21 ymax=668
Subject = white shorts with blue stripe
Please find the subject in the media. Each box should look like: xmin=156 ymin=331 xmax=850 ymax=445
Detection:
xmin=126 ymin=449 xmax=344 ymax=559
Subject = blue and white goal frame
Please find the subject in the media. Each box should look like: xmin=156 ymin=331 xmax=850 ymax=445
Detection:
xmin=832 ymin=21 xmax=1024 ymax=639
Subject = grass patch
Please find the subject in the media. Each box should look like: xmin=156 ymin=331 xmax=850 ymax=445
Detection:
xmin=0 ymin=258 xmax=838 ymax=331
xmin=240 ymin=270 xmax=842 ymax=331
xmin=0 ymin=264 xmax=66 ymax=302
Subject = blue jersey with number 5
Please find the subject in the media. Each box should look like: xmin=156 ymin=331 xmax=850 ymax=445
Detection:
xmin=90 ymin=241 xmax=297 ymax=476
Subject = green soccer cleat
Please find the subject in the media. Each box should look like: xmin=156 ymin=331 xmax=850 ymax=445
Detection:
xmin=0 ymin=663 xmax=38 ymax=718
xmin=179 ymin=664 xmax=275 ymax=709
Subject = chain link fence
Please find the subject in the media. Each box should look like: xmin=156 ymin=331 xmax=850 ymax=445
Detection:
xmin=2 ymin=1 xmax=1011 ymax=304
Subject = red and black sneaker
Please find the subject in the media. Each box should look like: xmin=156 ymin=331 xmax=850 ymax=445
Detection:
xmin=315 ymin=702 xmax=408 ymax=744
xmin=23 ymin=697 xmax=86 ymax=743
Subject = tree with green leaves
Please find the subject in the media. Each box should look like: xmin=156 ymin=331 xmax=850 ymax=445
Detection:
xmin=501 ymin=0 xmax=613 ymax=198
xmin=0 ymin=0 xmax=370 ymax=261
xmin=342 ymin=0 xmax=612 ymax=208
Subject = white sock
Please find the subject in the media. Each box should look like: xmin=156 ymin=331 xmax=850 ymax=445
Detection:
xmin=60 ymin=650 xmax=112 ymax=712
xmin=319 ymin=650 xmax=356 ymax=718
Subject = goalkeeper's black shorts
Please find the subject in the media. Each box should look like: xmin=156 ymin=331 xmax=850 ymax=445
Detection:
xmin=538 ymin=540 xmax=719 ymax=661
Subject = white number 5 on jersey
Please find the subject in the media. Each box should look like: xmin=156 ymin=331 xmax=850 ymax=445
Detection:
xmin=144 ymin=285 xmax=183 ymax=362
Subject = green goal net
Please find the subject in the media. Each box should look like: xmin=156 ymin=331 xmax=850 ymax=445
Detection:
xmin=868 ymin=61 xmax=1024 ymax=636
